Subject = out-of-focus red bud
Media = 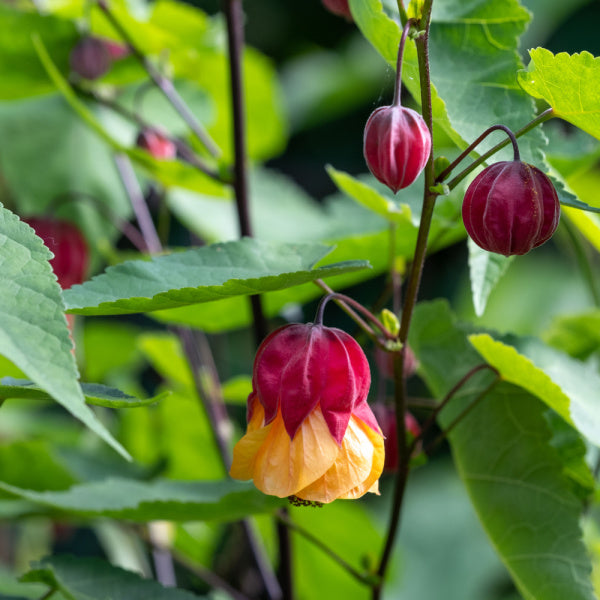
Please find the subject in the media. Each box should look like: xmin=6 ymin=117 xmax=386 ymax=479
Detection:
xmin=375 ymin=344 xmax=418 ymax=380
xmin=24 ymin=217 xmax=89 ymax=290
xmin=69 ymin=36 xmax=112 ymax=80
xmin=321 ymin=0 xmax=352 ymax=20
xmin=136 ymin=129 xmax=177 ymax=160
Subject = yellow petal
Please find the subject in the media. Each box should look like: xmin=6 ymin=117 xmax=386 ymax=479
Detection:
xmin=296 ymin=415 xmax=385 ymax=503
xmin=252 ymin=406 xmax=340 ymax=498
xmin=338 ymin=419 xmax=385 ymax=500
xmin=230 ymin=400 xmax=268 ymax=480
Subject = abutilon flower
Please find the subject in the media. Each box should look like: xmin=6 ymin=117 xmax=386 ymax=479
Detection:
xmin=230 ymin=323 xmax=385 ymax=504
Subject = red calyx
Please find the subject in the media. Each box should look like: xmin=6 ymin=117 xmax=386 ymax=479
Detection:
xmin=69 ymin=36 xmax=112 ymax=80
xmin=136 ymin=129 xmax=177 ymax=160
xmin=24 ymin=217 xmax=89 ymax=289
xmin=363 ymin=105 xmax=432 ymax=193
xmin=462 ymin=161 xmax=560 ymax=256
xmin=250 ymin=323 xmax=374 ymax=445
xmin=321 ymin=0 xmax=352 ymax=20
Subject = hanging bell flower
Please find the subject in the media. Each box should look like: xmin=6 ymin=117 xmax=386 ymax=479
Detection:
xmin=230 ymin=323 xmax=385 ymax=504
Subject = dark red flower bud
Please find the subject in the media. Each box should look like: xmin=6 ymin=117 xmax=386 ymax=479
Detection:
xmin=321 ymin=0 xmax=352 ymax=20
xmin=69 ymin=36 xmax=112 ymax=80
xmin=462 ymin=161 xmax=560 ymax=256
xmin=24 ymin=217 xmax=89 ymax=289
xmin=363 ymin=105 xmax=432 ymax=193
xmin=373 ymin=404 xmax=421 ymax=472
xmin=136 ymin=129 xmax=177 ymax=160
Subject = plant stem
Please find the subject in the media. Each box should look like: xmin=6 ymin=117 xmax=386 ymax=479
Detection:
xmin=172 ymin=549 xmax=252 ymax=600
xmin=315 ymin=279 xmax=377 ymax=338
xmin=562 ymin=218 xmax=600 ymax=307
xmin=436 ymin=124 xmax=520 ymax=184
xmin=97 ymin=0 xmax=221 ymax=158
xmin=393 ymin=19 xmax=415 ymax=107
xmin=424 ymin=376 xmax=500 ymax=455
xmin=411 ymin=363 xmax=497 ymax=452
xmin=444 ymin=108 xmax=555 ymax=191
xmin=221 ymin=2 xmax=282 ymax=597
xmin=397 ymin=1 xmax=408 ymax=26
xmin=113 ymin=153 xmax=163 ymax=253
xmin=314 ymin=292 xmax=396 ymax=341
xmin=276 ymin=513 xmax=377 ymax=586
xmin=222 ymin=0 xmax=268 ymax=346
xmin=373 ymin=4 xmax=435 ymax=597
xmin=38 ymin=589 xmax=57 ymax=600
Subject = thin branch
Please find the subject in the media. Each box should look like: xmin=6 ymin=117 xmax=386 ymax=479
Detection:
xmin=411 ymin=363 xmax=498 ymax=452
xmin=113 ymin=153 xmax=163 ymax=253
xmin=444 ymin=108 xmax=555 ymax=191
xmin=172 ymin=548 xmax=252 ymax=600
xmin=97 ymin=0 xmax=221 ymax=158
xmin=424 ymin=376 xmax=500 ymax=455
xmin=276 ymin=512 xmax=377 ymax=586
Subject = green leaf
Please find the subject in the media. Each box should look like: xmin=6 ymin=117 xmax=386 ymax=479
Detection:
xmin=518 ymin=49 xmax=600 ymax=140
xmin=0 ymin=378 xmax=168 ymax=409
xmin=468 ymin=240 xmax=514 ymax=317
xmin=22 ymin=555 xmax=205 ymax=600
xmin=0 ymin=5 xmax=78 ymax=100
xmin=63 ymin=238 xmax=370 ymax=316
xmin=0 ymin=478 xmax=284 ymax=521
xmin=326 ymin=166 xmax=413 ymax=224
xmin=410 ymin=301 xmax=596 ymax=600
xmin=0 ymin=205 xmax=128 ymax=459
xmin=544 ymin=311 xmax=600 ymax=360
xmin=0 ymin=440 xmax=75 ymax=494
xmin=469 ymin=333 xmax=600 ymax=448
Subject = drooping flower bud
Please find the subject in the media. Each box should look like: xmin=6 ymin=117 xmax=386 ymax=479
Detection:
xmin=24 ymin=217 xmax=89 ymax=289
xmin=363 ymin=20 xmax=431 ymax=193
xmin=69 ymin=36 xmax=112 ymax=80
xmin=363 ymin=105 xmax=431 ymax=193
xmin=230 ymin=323 xmax=384 ymax=503
xmin=321 ymin=0 xmax=352 ymax=20
xmin=136 ymin=129 xmax=177 ymax=160
xmin=462 ymin=161 xmax=560 ymax=256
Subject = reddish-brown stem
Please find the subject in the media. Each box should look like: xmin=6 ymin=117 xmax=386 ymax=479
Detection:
xmin=393 ymin=19 xmax=416 ymax=107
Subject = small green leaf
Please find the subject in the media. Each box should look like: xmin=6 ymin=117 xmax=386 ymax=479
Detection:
xmin=63 ymin=238 xmax=370 ymax=316
xmin=326 ymin=166 xmax=413 ymax=224
xmin=544 ymin=310 xmax=600 ymax=360
xmin=518 ymin=49 xmax=600 ymax=140
xmin=469 ymin=333 xmax=600 ymax=448
xmin=22 ymin=555 xmax=204 ymax=600
xmin=0 ymin=478 xmax=284 ymax=521
xmin=0 ymin=205 xmax=128 ymax=459
xmin=468 ymin=240 xmax=514 ymax=317
xmin=0 ymin=378 xmax=168 ymax=409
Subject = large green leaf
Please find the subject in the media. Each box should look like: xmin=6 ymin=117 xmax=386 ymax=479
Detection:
xmin=0 ymin=378 xmax=167 ymax=409
xmin=410 ymin=301 xmax=595 ymax=600
xmin=518 ymin=49 xmax=600 ymax=140
xmin=470 ymin=333 xmax=600 ymax=448
xmin=0 ymin=205 xmax=128 ymax=459
xmin=22 ymin=555 xmax=205 ymax=600
xmin=0 ymin=478 xmax=284 ymax=521
xmin=63 ymin=238 xmax=370 ymax=316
